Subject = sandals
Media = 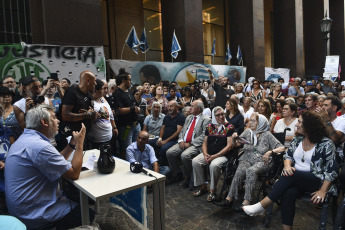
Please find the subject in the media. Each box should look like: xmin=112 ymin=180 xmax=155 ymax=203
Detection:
xmin=207 ymin=192 xmax=216 ymax=202
xmin=193 ymin=189 xmax=208 ymax=197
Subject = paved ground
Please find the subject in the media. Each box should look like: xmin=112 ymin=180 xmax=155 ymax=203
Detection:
xmin=93 ymin=180 xmax=337 ymax=230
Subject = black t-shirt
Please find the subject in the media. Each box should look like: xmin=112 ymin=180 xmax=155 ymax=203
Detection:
xmin=162 ymin=112 xmax=185 ymax=141
xmin=113 ymin=88 xmax=137 ymax=127
xmin=213 ymin=83 xmax=235 ymax=108
xmin=60 ymin=85 xmax=93 ymax=135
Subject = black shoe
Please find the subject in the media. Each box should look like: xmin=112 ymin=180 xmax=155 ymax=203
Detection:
xmin=215 ymin=199 xmax=233 ymax=209
xmin=171 ymin=173 xmax=184 ymax=183
xmin=234 ymin=204 xmax=245 ymax=213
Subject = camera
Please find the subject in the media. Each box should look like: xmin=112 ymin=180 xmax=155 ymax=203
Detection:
xmin=33 ymin=96 xmax=45 ymax=105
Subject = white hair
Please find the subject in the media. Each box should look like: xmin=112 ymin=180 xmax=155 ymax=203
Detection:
xmin=108 ymin=79 xmax=116 ymax=89
xmin=194 ymin=100 xmax=204 ymax=112
xmin=285 ymin=97 xmax=295 ymax=104
xmin=26 ymin=104 xmax=54 ymax=131
xmin=341 ymin=97 xmax=345 ymax=104
xmin=151 ymin=101 xmax=162 ymax=113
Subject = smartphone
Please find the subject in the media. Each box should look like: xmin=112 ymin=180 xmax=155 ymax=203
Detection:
xmin=50 ymin=73 xmax=59 ymax=81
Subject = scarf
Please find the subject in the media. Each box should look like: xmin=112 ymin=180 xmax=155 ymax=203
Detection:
xmin=249 ymin=113 xmax=269 ymax=146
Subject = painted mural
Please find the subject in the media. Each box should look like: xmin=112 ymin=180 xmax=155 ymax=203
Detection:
xmin=108 ymin=59 xmax=247 ymax=86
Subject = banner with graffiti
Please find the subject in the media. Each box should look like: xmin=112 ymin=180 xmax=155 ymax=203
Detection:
xmin=108 ymin=59 xmax=246 ymax=87
xmin=0 ymin=43 xmax=106 ymax=83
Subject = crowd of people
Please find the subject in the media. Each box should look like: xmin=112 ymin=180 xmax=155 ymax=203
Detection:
xmin=1 ymin=68 xmax=345 ymax=229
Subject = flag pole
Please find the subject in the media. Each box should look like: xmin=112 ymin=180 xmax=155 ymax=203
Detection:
xmin=120 ymin=43 xmax=126 ymax=60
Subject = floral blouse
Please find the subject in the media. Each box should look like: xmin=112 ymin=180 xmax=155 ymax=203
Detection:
xmin=284 ymin=136 xmax=339 ymax=195
xmin=148 ymin=97 xmax=169 ymax=114
xmin=205 ymin=122 xmax=234 ymax=155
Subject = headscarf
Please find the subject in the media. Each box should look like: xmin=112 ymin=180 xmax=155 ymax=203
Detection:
xmin=249 ymin=113 xmax=269 ymax=146
xmin=211 ymin=106 xmax=226 ymax=132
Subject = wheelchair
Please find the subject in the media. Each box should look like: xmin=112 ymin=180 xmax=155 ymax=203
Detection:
xmin=217 ymin=128 xmax=290 ymax=203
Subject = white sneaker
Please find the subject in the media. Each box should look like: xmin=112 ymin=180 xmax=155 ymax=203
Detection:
xmin=242 ymin=202 xmax=266 ymax=216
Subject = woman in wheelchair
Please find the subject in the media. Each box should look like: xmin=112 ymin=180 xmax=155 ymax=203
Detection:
xmin=243 ymin=111 xmax=339 ymax=230
xmin=220 ymin=112 xmax=285 ymax=208
xmin=192 ymin=106 xmax=234 ymax=201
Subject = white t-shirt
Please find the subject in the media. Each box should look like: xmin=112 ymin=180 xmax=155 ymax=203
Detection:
xmin=294 ymin=142 xmax=315 ymax=172
xmin=332 ymin=116 xmax=345 ymax=158
xmin=202 ymin=108 xmax=211 ymax=118
xmin=244 ymin=107 xmax=254 ymax=121
xmin=90 ymin=98 xmax=114 ymax=143
xmin=273 ymin=118 xmax=298 ymax=147
xmin=14 ymin=97 xmax=50 ymax=113
xmin=238 ymin=105 xmax=245 ymax=116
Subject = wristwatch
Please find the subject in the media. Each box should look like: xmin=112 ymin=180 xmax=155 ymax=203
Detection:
xmin=68 ymin=143 xmax=76 ymax=150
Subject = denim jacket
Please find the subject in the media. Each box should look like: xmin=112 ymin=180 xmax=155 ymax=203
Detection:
xmin=284 ymin=136 xmax=339 ymax=195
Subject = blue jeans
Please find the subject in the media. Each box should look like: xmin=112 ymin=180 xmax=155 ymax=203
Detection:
xmin=159 ymin=166 xmax=171 ymax=179
xmin=150 ymin=140 xmax=176 ymax=166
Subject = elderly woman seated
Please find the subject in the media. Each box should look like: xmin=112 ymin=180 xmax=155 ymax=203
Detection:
xmin=143 ymin=101 xmax=165 ymax=148
xmin=244 ymin=111 xmax=338 ymax=230
xmin=192 ymin=106 xmax=234 ymax=201
xmin=220 ymin=112 xmax=285 ymax=209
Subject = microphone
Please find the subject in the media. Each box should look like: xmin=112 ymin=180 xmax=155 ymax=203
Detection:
xmin=130 ymin=162 xmax=153 ymax=177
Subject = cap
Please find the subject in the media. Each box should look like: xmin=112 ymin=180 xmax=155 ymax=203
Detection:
xmin=21 ymin=76 xmax=39 ymax=86
xmin=289 ymin=78 xmax=295 ymax=83
xmin=306 ymin=80 xmax=313 ymax=86
xmin=294 ymin=77 xmax=301 ymax=82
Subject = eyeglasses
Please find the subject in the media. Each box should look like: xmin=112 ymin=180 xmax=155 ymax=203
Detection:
xmin=215 ymin=113 xmax=225 ymax=117
xmin=253 ymin=83 xmax=259 ymax=85
xmin=249 ymin=119 xmax=257 ymax=123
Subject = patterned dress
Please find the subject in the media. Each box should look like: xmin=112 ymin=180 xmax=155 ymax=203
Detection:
xmin=227 ymin=129 xmax=283 ymax=201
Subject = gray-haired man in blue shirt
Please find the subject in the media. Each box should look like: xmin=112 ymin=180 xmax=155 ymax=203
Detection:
xmin=5 ymin=104 xmax=90 ymax=229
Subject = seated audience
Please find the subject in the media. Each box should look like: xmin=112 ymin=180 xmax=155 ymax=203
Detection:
xmin=126 ymin=131 xmax=170 ymax=177
xmin=182 ymin=106 xmax=191 ymax=117
xmin=220 ymin=113 xmax=284 ymax=209
xmin=0 ymin=87 xmax=21 ymax=140
xmin=154 ymin=100 xmax=185 ymax=166
xmin=166 ymin=100 xmax=210 ymax=186
xmin=5 ymin=104 xmax=92 ymax=229
xmin=143 ymin=102 xmax=165 ymax=148
xmin=244 ymin=112 xmax=338 ymax=230
xmin=274 ymin=99 xmax=285 ymax=121
xmin=192 ymin=106 xmax=234 ymax=201
xmin=181 ymin=86 xmax=194 ymax=107
xmin=148 ymin=85 xmax=169 ymax=114
xmin=269 ymin=82 xmax=285 ymax=100
xmin=225 ymin=98 xmax=244 ymax=135
xmin=257 ymin=99 xmax=276 ymax=132
xmin=273 ymin=103 xmax=298 ymax=147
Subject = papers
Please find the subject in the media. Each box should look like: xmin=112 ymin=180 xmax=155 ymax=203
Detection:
xmin=324 ymin=56 xmax=339 ymax=80
xmin=82 ymin=153 xmax=97 ymax=170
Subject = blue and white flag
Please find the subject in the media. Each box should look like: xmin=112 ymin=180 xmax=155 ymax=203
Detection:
xmin=125 ymin=26 xmax=140 ymax=54
xmin=211 ymin=38 xmax=216 ymax=57
xmin=237 ymin=45 xmax=242 ymax=65
xmin=171 ymin=30 xmax=181 ymax=59
xmin=225 ymin=43 xmax=231 ymax=63
xmin=139 ymin=28 xmax=149 ymax=53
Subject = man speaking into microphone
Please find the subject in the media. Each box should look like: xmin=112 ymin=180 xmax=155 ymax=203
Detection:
xmin=126 ymin=131 xmax=171 ymax=177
